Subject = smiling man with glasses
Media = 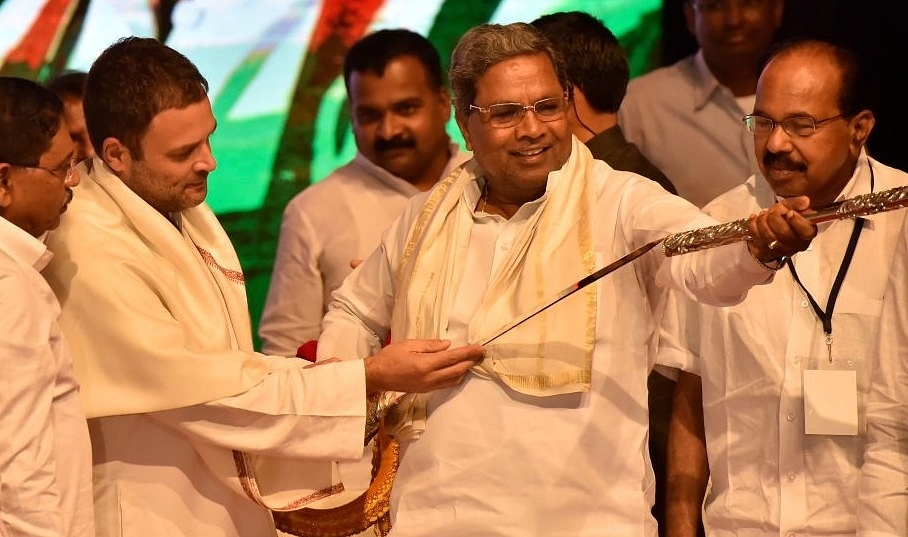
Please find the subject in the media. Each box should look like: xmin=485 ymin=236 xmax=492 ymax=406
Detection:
xmin=319 ymin=23 xmax=818 ymax=537
xmin=662 ymin=39 xmax=908 ymax=537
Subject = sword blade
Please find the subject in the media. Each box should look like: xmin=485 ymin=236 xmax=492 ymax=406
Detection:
xmin=479 ymin=238 xmax=663 ymax=345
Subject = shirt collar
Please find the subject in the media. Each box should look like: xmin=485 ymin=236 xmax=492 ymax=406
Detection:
xmin=692 ymin=50 xmax=726 ymax=111
xmin=836 ymin=149 xmax=873 ymax=201
xmin=352 ymin=139 xmax=466 ymax=195
xmin=0 ymin=216 xmax=53 ymax=271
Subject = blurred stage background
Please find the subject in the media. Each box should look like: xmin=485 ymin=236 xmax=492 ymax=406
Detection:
xmin=0 ymin=0 xmax=663 ymax=348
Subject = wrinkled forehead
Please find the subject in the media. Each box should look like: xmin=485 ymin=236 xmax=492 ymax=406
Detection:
xmin=473 ymin=53 xmax=564 ymax=104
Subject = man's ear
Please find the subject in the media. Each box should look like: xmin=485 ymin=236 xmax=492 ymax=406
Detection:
xmin=850 ymin=109 xmax=875 ymax=149
xmin=101 ymin=137 xmax=131 ymax=174
xmin=455 ymin=111 xmax=472 ymax=151
xmin=438 ymin=89 xmax=452 ymax=123
xmin=683 ymin=1 xmax=696 ymax=35
xmin=0 ymin=163 xmax=13 ymax=211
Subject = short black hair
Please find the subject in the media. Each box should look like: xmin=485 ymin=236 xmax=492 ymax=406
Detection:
xmin=84 ymin=37 xmax=209 ymax=159
xmin=0 ymin=77 xmax=63 ymax=167
xmin=46 ymin=70 xmax=88 ymax=100
xmin=343 ymin=29 xmax=444 ymax=93
xmin=532 ymin=11 xmax=629 ymax=113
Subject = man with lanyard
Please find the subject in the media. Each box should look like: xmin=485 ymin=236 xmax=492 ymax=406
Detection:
xmin=660 ymin=39 xmax=908 ymax=537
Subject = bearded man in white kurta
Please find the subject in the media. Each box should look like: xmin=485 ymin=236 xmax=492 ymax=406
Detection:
xmin=43 ymin=37 xmax=484 ymax=537
xmin=318 ymin=23 xmax=816 ymax=537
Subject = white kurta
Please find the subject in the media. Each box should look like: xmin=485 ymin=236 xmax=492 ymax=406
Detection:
xmin=259 ymin=144 xmax=471 ymax=355
xmin=859 ymin=193 xmax=908 ymax=536
xmin=319 ymin=139 xmax=776 ymax=536
xmin=659 ymin=154 xmax=908 ymax=536
xmin=0 ymin=218 xmax=93 ymax=537
xmin=44 ymin=159 xmax=371 ymax=537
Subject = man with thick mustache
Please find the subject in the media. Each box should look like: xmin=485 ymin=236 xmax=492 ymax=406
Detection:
xmin=660 ymin=39 xmax=908 ymax=537
xmin=318 ymin=23 xmax=816 ymax=536
xmin=259 ymin=29 xmax=470 ymax=356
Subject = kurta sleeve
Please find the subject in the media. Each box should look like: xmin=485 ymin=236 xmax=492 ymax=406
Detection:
xmin=259 ymin=200 xmax=326 ymax=355
xmin=858 ymin=231 xmax=908 ymax=537
xmin=0 ymin=274 xmax=65 ymax=537
xmin=319 ymin=201 xmax=417 ymax=361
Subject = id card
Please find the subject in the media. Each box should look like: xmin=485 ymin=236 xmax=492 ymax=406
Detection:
xmin=803 ymin=369 xmax=858 ymax=435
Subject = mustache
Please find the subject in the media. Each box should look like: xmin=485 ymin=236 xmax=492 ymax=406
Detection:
xmin=763 ymin=152 xmax=807 ymax=172
xmin=374 ymin=136 xmax=415 ymax=153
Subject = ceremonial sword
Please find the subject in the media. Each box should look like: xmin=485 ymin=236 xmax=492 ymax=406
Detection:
xmin=480 ymin=185 xmax=908 ymax=345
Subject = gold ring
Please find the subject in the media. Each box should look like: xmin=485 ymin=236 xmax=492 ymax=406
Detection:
xmin=768 ymin=240 xmax=780 ymax=250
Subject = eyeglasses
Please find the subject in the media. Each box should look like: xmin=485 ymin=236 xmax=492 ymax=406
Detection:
xmin=469 ymin=95 xmax=569 ymax=128
xmin=11 ymin=158 xmax=77 ymax=183
xmin=690 ymin=0 xmax=769 ymax=13
xmin=743 ymin=114 xmax=845 ymax=137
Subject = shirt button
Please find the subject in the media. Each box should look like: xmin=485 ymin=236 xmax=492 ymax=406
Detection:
xmin=500 ymin=242 xmax=510 ymax=250
xmin=786 ymin=413 xmax=795 ymax=422
xmin=788 ymin=473 xmax=797 ymax=482
xmin=846 ymin=359 xmax=855 ymax=368
xmin=801 ymin=300 xmax=809 ymax=308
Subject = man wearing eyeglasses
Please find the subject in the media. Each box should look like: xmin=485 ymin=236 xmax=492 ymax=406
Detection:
xmin=318 ymin=23 xmax=817 ymax=536
xmin=660 ymin=39 xmax=908 ymax=537
xmin=0 ymin=77 xmax=93 ymax=536
xmin=620 ymin=0 xmax=784 ymax=208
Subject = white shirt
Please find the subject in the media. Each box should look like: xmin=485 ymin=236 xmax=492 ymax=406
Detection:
xmin=859 ymin=205 xmax=908 ymax=537
xmin=319 ymin=145 xmax=777 ymax=537
xmin=0 ymin=217 xmax=94 ymax=537
xmin=659 ymin=154 xmax=908 ymax=536
xmin=259 ymin=144 xmax=471 ymax=355
xmin=619 ymin=50 xmax=760 ymax=208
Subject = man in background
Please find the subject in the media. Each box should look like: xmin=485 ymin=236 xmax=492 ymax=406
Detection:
xmin=531 ymin=10 xmax=675 ymax=194
xmin=531 ymin=11 xmax=677 ymax=535
xmin=620 ymin=0 xmax=784 ymax=207
xmin=0 ymin=76 xmax=92 ymax=536
xmin=259 ymin=29 xmax=469 ymax=356
xmin=46 ymin=70 xmax=96 ymax=164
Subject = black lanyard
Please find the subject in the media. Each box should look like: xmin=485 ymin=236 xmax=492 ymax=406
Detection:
xmin=785 ymin=163 xmax=874 ymax=361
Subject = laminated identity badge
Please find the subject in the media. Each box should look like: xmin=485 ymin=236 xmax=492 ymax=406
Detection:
xmin=803 ymin=369 xmax=858 ymax=435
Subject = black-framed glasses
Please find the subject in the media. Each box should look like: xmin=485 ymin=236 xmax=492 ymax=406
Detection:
xmin=743 ymin=114 xmax=845 ymax=137
xmin=469 ymin=95 xmax=569 ymax=128
xmin=11 ymin=158 xmax=77 ymax=183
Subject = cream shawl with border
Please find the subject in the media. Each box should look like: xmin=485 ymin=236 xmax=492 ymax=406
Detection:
xmin=45 ymin=159 xmax=338 ymax=511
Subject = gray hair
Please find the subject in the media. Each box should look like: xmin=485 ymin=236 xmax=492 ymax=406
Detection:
xmin=450 ymin=22 xmax=570 ymax=114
